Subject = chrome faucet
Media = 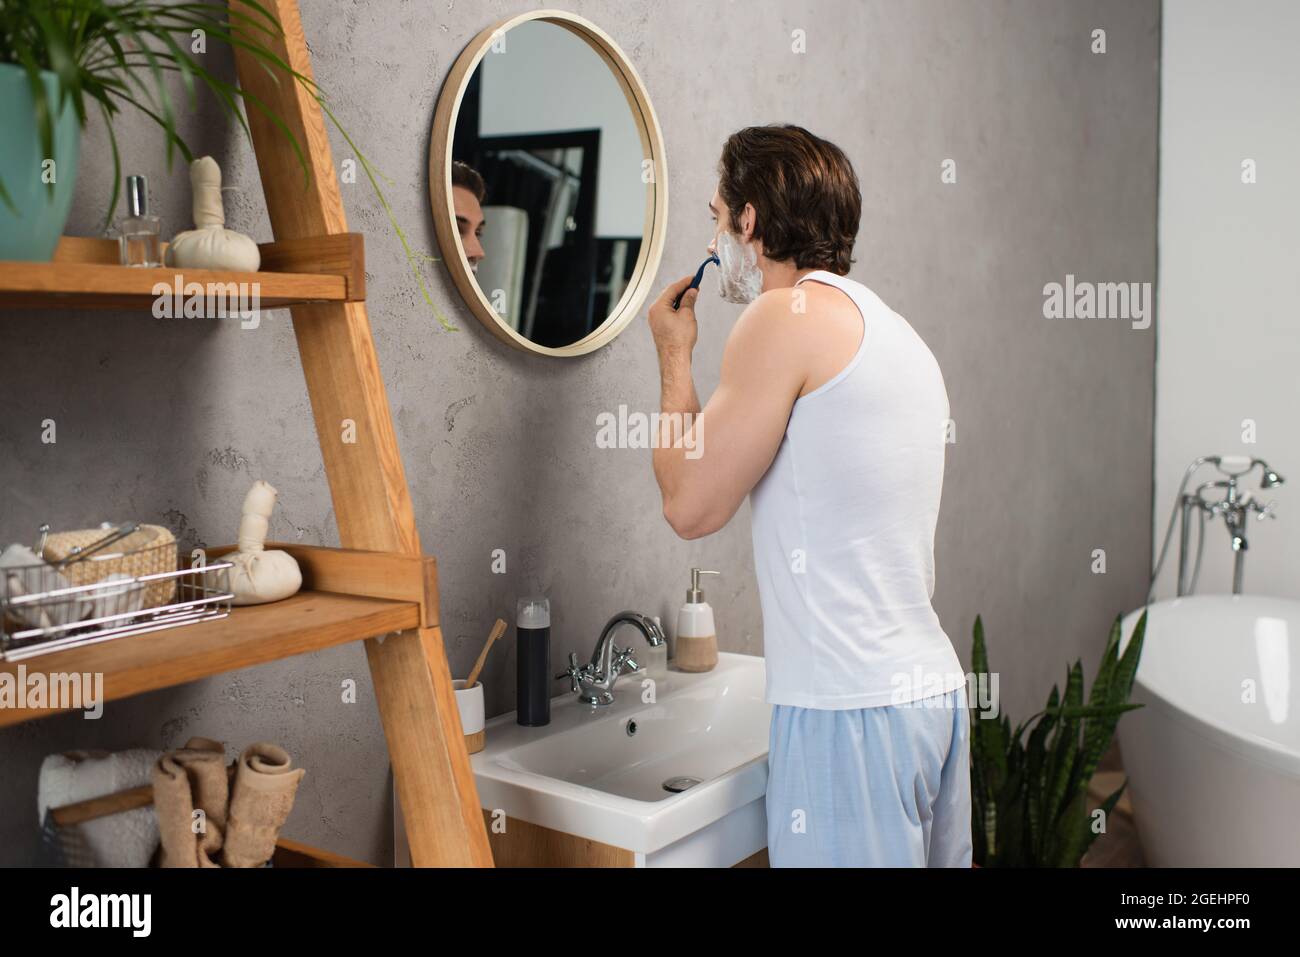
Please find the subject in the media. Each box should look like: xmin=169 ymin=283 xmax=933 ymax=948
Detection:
xmin=1151 ymin=455 xmax=1284 ymax=597
xmin=557 ymin=611 xmax=667 ymax=706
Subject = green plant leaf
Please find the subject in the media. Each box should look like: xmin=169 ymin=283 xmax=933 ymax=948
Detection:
xmin=1023 ymin=685 xmax=1057 ymax=861
xmin=1081 ymin=615 xmax=1122 ymax=763
xmin=1113 ymin=610 xmax=1147 ymax=702
xmin=1043 ymin=661 xmax=1084 ymax=831
xmin=96 ymin=96 xmax=122 ymax=230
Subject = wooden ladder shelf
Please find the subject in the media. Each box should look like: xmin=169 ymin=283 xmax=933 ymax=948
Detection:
xmin=0 ymin=0 xmax=493 ymax=868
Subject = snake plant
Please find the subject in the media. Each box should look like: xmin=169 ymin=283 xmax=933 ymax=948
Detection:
xmin=969 ymin=610 xmax=1146 ymax=867
xmin=0 ymin=0 xmax=452 ymax=327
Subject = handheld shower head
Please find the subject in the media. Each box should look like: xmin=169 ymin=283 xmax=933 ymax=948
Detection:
xmin=1242 ymin=457 xmax=1284 ymax=488
xmin=1214 ymin=455 xmax=1285 ymax=488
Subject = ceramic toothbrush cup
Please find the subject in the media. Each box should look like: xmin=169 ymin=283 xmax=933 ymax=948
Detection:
xmin=452 ymin=679 xmax=486 ymax=754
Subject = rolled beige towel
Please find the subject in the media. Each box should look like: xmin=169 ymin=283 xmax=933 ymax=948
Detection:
xmin=151 ymin=737 xmax=229 ymax=868
xmin=221 ymin=743 xmax=305 ymax=868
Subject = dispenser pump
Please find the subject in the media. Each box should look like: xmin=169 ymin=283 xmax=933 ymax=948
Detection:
xmin=687 ymin=568 xmax=720 ymax=603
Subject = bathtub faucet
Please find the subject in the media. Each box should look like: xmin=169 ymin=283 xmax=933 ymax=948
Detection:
xmin=1152 ymin=455 xmax=1284 ymax=598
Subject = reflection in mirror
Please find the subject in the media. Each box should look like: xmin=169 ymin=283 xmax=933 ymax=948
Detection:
xmin=450 ymin=20 xmax=648 ymax=349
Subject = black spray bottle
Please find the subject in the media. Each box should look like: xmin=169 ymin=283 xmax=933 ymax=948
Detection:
xmin=515 ymin=597 xmax=551 ymax=726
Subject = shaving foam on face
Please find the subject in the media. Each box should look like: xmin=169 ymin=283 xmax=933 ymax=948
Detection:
xmin=715 ymin=230 xmax=764 ymax=303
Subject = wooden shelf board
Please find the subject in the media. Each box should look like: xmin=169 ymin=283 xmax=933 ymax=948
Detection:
xmin=0 ymin=261 xmax=347 ymax=311
xmin=0 ymin=233 xmax=364 ymax=311
xmin=272 ymin=837 xmax=376 ymax=868
xmin=0 ymin=589 xmax=419 ymax=728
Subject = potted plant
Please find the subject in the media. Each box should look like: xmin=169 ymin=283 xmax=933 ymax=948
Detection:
xmin=1 ymin=1 xmax=300 ymax=258
xmin=0 ymin=0 xmax=452 ymax=326
xmin=968 ymin=610 xmax=1146 ymax=867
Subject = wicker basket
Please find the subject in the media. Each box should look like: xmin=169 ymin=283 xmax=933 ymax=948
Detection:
xmin=42 ymin=524 xmax=178 ymax=608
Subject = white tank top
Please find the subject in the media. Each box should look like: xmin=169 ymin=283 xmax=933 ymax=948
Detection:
xmin=750 ymin=270 xmax=965 ymax=709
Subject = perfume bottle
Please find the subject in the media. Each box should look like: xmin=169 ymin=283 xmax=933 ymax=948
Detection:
xmin=117 ymin=175 xmax=162 ymax=267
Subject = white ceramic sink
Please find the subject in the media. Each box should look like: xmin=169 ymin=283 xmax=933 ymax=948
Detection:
xmin=471 ymin=651 xmax=771 ymax=865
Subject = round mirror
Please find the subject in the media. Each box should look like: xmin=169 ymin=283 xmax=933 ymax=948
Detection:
xmin=430 ymin=11 xmax=667 ymax=356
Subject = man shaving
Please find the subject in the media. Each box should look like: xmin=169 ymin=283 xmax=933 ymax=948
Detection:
xmin=648 ymin=124 xmax=972 ymax=867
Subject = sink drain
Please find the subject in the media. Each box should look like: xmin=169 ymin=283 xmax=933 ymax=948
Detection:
xmin=663 ymin=776 xmax=702 ymax=793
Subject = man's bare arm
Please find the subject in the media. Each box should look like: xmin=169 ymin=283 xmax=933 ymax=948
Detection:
xmin=650 ymin=283 xmax=806 ymax=539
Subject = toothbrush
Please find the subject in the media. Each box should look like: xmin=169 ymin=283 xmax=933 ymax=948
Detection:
xmin=672 ymin=254 xmax=720 ymax=310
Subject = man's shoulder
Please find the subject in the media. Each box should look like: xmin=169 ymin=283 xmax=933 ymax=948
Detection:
xmin=737 ymin=283 xmax=855 ymax=326
xmin=725 ymin=289 xmax=808 ymax=356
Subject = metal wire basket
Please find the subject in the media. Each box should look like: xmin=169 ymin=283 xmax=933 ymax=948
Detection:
xmin=41 ymin=525 xmax=179 ymax=608
xmin=1 ymin=551 xmax=233 ymax=662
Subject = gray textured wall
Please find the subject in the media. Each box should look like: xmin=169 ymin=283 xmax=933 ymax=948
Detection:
xmin=0 ymin=0 xmax=1159 ymax=865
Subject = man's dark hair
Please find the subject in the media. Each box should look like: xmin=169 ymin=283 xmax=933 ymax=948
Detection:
xmin=717 ymin=125 xmax=861 ymax=275
xmin=451 ymin=160 xmax=486 ymax=202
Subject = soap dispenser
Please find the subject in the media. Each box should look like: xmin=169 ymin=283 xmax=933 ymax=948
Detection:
xmin=675 ymin=569 xmax=720 ymax=673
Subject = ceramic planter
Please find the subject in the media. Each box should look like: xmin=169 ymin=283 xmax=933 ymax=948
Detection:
xmin=0 ymin=64 xmax=81 ymax=261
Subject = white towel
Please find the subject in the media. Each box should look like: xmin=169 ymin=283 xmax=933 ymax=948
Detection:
xmin=38 ymin=748 xmax=163 ymax=868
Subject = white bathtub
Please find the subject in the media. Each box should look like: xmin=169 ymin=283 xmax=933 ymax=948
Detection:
xmin=1118 ymin=595 xmax=1300 ymax=866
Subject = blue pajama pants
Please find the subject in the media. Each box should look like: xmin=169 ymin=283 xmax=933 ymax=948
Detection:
xmin=765 ymin=684 xmax=972 ymax=867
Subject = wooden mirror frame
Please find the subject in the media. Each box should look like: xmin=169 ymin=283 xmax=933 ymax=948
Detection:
xmin=430 ymin=9 xmax=668 ymax=357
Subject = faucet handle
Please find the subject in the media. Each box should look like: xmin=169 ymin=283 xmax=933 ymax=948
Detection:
xmin=1256 ymin=500 xmax=1279 ymax=520
xmin=556 ymin=651 xmax=582 ymax=693
xmin=612 ymin=644 xmax=640 ymax=674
